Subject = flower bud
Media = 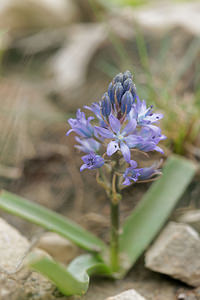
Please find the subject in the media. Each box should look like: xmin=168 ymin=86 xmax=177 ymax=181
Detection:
xmin=114 ymin=82 xmax=123 ymax=104
xmin=121 ymin=91 xmax=134 ymax=114
xmin=123 ymin=70 xmax=133 ymax=81
xmin=101 ymin=93 xmax=111 ymax=117
xmin=113 ymin=72 xmax=123 ymax=83
xmin=108 ymin=82 xmax=114 ymax=104
xmin=123 ymin=78 xmax=136 ymax=101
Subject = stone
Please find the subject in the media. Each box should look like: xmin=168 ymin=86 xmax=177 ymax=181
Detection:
xmin=119 ymin=2 xmax=200 ymax=35
xmin=48 ymin=23 xmax=107 ymax=97
xmin=0 ymin=217 xmax=55 ymax=299
xmin=178 ymin=210 xmax=200 ymax=233
xmin=0 ymin=217 xmax=29 ymax=273
xmin=0 ymin=0 xmax=80 ymax=34
xmin=145 ymin=222 xmax=200 ymax=287
xmin=105 ymin=289 xmax=146 ymax=300
xmin=37 ymin=232 xmax=79 ymax=264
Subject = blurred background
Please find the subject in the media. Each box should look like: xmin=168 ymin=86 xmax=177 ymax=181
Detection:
xmin=0 ymin=1 xmax=200 ymax=299
xmin=0 ymin=0 xmax=200 ymax=232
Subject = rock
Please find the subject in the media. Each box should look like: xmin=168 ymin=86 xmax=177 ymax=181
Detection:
xmin=145 ymin=222 xmax=200 ymax=287
xmin=0 ymin=0 xmax=80 ymax=34
xmin=0 ymin=217 xmax=29 ymax=273
xmin=48 ymin=23 xmax=107 ymax=96
xmin=176 ymin=287 xmax=200 ymax=300
xmin=0 ymin=217 xmax=56 ymax=299
xmin=105 ymin=289 xmax=146 ymax=300
xmin=37 ymin=232 xmax=79 ymax=264
xmin=178 ymin=210 xmax=200 ymax=233
xmin=119 ymin=2 xmax=200 ymax=36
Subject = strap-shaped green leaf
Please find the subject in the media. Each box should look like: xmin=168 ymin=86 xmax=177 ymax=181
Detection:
xmin=28 ymin=254 xmax=112 ymax=296
xmin=119 ymin=155 xmax=197 ymax=273
xmin=0 ymin=190 xmax=107 ymax=253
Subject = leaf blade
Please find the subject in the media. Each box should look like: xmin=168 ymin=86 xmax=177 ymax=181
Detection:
xmin=0 ymin=190 xmax=107 ymax=253
xmin=29 ymin=254 xmax=112 ymax=296
xmin=120 ymin=155 xmax=197 ymax=273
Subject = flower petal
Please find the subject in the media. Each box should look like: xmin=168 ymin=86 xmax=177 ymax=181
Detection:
xmin=122 ymin=177 xmax=131 ymax=186
xmin=154 ymin=146 xmax=164 ymax=154
xmin=130 ymin=160 xmax=137 ymax=168
xmin=95 ymin=126 xmax=114 ymax=139
xmin=80 ymin=164 xmax=87 ymax=172
xmin=120 ymin=142 xmax=131 ymax=162
xmin=107 ymin=141 xmax=119 ymax=156
xmin=139 ymin=165 xmax=161 ymax=180
xmin=145 ymin=113 xmax=163 ymax=123
xmin=148 ymin=124 xmax=161 ymax=133
xmin=81 ymin=153 xmax=91 ymax=163
xmin=109 ymin=114 xmax=121 ymax=133
xmin=124 ymin=134 xmax=140 ymax=148
xmin=66 ymin=129 xmax=74 ymax=136
xmin=122 ymin=119 xmax=137 ymax=136
xmin=75 ymin=137 xmax=100 ymax=153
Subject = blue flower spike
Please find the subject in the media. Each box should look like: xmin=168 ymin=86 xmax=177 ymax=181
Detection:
xmin=67 ymin=70 xmax=165 ymax=186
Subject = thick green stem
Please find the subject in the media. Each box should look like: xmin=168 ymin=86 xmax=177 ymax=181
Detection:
xmin=110 ymin=199 xmax=119 ymax=272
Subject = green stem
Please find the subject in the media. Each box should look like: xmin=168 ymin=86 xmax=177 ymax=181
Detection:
xmin=96 ymin=158 xmax=121 ymax=272
xmin=110 ymin=199 xmax=119 ymax=272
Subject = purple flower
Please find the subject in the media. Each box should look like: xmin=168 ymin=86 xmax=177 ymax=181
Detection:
xmin=95 ymin=114 xmax=137 ymax=163
xmin=139 ymin=164 xmax=162 ymax=180
xmin=123 ymin=162 xmax=162 ymax=186
xmin=75 ymin=137 xmax=100 ymax=153
xmin=66 ymin=70 xmax=166 ymax=176
xmin=126 ymin=125 xmax=166 ymax=154
xmin=84 ymin=102 xmax=107 ymax=127
xmin=80 ymin=152 xmax=104 ymax=172
xmin=123 ymin=161 xmax=142 ymax=185
xmin=130 ymin=98 xmax=163 ymax=126
xmin=67 ymin=109 xmax=94 ymax=138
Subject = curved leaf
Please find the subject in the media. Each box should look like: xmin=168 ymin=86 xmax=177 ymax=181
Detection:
xmin=0 ymin=190 xmax=107 ymax=253
xmin=119 ymin=155 xmax=197 ymax=274
xmin=28 ymin=253 xmax=113 ymax=296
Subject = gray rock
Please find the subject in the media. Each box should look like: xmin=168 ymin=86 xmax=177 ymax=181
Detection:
xmin=120 ymin=2 xmax=200 ymax=35
xmin=0 ymin=218 xmax=56 ymax=299
xmin=48 ymin=23 xmax=107 ymax=96
xmin=0 ymin=217 xmax=29 ymax=273
xmin=145 ymin=222 xmax=200 ymax=287
xmin=37 ymin=232 xmax=79 ymax=264
xmin=105 ymin=289 xmax=146 ymax=300
xmin=0 ymin=0 xmax=80 ymax=34
xmin=178 ymin=210 xmax=200 ymax=233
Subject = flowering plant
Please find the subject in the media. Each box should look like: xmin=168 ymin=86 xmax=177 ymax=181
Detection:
xmin=0 ymin=71 xmax=196 ymax=297
xmin=67 ymin=70 xmax=165 ymax=185
xmin=67 ymin=71 xmax=166 ymax=271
